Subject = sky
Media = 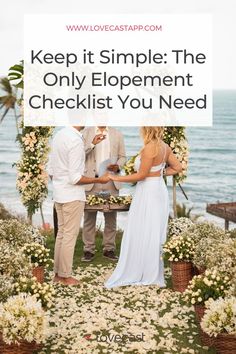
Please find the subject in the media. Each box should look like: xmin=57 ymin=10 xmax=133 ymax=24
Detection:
xmin=1 ymin=0 xmax=235 ymax=89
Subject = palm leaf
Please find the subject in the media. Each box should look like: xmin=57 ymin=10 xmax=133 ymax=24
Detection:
xmin=8 ymin=61 xmax=24 ymax=89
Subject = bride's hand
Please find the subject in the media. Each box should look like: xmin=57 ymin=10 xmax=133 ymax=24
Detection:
xmin=108 ymin=173 xmax=120 ymax=181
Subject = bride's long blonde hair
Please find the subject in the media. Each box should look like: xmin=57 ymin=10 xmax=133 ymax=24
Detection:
xmin=140 ymin=127 xmax=164 ymax=156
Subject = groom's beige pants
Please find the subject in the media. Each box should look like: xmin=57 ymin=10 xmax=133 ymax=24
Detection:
xmin=54 ymin=200 xmax=85 ymax=278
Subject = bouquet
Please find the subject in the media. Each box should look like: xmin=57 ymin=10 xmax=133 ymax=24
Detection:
xmin=167 ymin=217 xmax=193 ymax=238
xmin=0 ymin=293 xmax=49 ymax=345
xmin=123 ymin=154 xmax=138 ymax=176
xmin=163 ymin=234 xmax=195 ymax=262
xmin=201 ymin=297 xmax=236 ymax=337
xmin=21 ymin=242 xmax=52 ymax=268
xmin=184 ymin=269 xmax=231 ymax=305
xmin=13 ymin=276 xmax=55 ymax=309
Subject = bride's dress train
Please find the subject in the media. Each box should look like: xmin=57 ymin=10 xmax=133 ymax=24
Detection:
xmin=105 ymin=152 xmax=169 ymax=288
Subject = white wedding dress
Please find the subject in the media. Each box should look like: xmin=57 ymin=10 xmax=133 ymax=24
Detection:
xmin=105 ymin=145 xmax=169 ymax=288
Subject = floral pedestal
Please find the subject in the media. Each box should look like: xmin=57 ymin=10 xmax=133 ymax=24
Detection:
xmin=214 ymin=333 xmax=236 ymax=354
xmin=32 ymin=266 xmax=44 ymax=283
xmin=170 ymin=261 xmax=193 ymax=292
xmin=194 ymin=304 xmax=215 ymax=347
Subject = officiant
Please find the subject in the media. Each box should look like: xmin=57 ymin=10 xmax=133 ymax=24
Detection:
xmin=82 ymin=127 xmax=126 ymax=262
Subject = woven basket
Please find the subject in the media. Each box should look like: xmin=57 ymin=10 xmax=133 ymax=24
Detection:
xmin=0 ymin=333 xmax=4 ymax=354
xmin=1 ymin=339 xmax=40 ymax=354
xmin=215 ymin=333 xmax=236 ymax=354
xmin=32 ymin=266 xmax=44 ymax=283
xmin=170 ymin=261 xmax=193 ymax=292
xmin=194 ymin=304 xmax=215 ymax=347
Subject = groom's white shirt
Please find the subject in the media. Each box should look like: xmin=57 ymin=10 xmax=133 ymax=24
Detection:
xmin=48 ymin=127 xmax=86 ymax=203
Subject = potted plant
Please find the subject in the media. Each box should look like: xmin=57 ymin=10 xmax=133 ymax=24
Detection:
xmin=183 ymin=268 xmax=232 ymax=347
xmin=21 ymin=242 xmax=53 ymax=283
xmin=201 ymin=297 xmax=236 ymax=354
xmin=163 ymin=234 xmax=195 ymax=292
xmin=0 ymin=293 xmax=48 ymax=354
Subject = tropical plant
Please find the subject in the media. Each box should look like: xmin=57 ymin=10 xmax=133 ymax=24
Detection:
xmin=0 ymin=77 xmax=19 ymax=133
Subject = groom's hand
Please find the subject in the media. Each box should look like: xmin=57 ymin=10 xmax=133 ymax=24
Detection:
xmin=98 ymin=173 xmax=110 ymax=184
xmin=92 ymin=134 xmax=106 ymax=145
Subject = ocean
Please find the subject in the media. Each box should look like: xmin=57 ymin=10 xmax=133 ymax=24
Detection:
xmin=0 ymin=90 xmax=235 ymax=229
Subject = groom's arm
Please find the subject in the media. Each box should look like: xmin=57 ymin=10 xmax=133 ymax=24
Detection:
xmin=68 ymin=139 xmax=109 ymax=185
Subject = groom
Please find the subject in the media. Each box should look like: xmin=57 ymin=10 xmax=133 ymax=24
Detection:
xmin=48 ymin=126 xmax=109 ymax=285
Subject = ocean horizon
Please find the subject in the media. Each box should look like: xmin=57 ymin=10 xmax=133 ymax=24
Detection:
xmin=0 ymin=90 xmax=235 ymax=229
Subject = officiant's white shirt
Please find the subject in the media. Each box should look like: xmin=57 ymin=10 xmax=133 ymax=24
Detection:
xmin=48 ymin=127 xmax=86 ymax=203
xmin=94 ymin=127 xmax=110 ymax=173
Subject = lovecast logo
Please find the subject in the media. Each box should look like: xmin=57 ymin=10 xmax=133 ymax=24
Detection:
xmin=84 ymin=333 xmax=145 ymax=343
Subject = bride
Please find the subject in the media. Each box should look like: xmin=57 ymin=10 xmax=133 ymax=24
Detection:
xmin=105 ymin=127 xmax=182 ymax=288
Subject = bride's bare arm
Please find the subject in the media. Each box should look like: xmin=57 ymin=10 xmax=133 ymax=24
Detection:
xmin=164 ymin=148 xmax=182 ymax=176
xmin=109 ymin=144 xmax=156 ymax=183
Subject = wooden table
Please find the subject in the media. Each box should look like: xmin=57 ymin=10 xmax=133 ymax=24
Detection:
xmin=206 ymin=202 xmax=236 ymax=230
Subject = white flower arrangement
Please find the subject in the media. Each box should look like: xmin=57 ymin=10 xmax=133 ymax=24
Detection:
xmin=0 ymin=219 xmax=45 ymax=248
xmin=163 ymin=127 xmax=189 ymax=183
xmin=86 ymin=194 xmax=132 ymax=206
xmin=21 ymin=242 xmax=53 ymax=268
xmin=201 ymin=297 xmax=236 ymax=337
xmin=163 ymin=234 xmax=195 ymax=262
xmin=0 ymin=241 xmax=32 ymax=278
xmin=168 ymin=217 xmax=193 ymax=238
xmin=0 ymin=293 xmax=49 ymax=345
xmin=108 ymin=195 xmax=133 ymax=205
xmin=184 ymin=269 xmax=232 ymax=306
xmin=16 ymin=126 xmax=53 ymax=217
xmin=13 ymin=277 xmax=55 ymax=309
xmin=0 ymin=275 xmax=14 ymax=302
xmin=200 ymin=238 xmax=236 ymax=276
xmin=191 ymin=223 xmax=229 ymax=269
xmin=86 ymin=194 xmax=107 ymax=206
